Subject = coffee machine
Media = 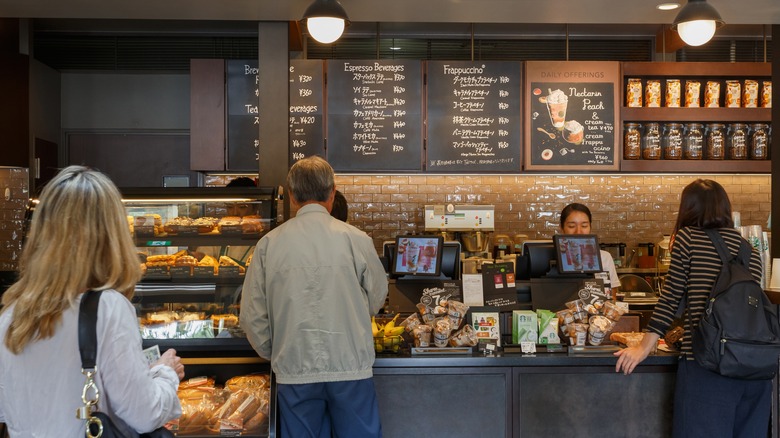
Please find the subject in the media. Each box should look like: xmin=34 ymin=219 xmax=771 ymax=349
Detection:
xmin=424 ymin=204 xmax=495 ymax=274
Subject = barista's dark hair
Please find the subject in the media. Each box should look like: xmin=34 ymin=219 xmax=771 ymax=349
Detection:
xmin=673 ymin=179 xmax=733 ymax=234
xmin=331 ymin=190 xmax=348 ymax=222
xmin=226 ymin=177 xmax=257 ymax=187
xmin=560 ymin=203 xmax=592 ymax=228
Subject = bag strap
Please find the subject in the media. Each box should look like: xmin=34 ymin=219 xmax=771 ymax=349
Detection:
xmin=703 ymin=228 xmax=751 ymax=267
xmin=78 ymin=290 xmax=103 ymax=369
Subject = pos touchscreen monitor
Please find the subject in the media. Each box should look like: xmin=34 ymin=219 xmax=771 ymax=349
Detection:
xmin=553 ymin=234 xmax=603 ymax=275
xmin=391 ymin=235 xmax=444 ymax=277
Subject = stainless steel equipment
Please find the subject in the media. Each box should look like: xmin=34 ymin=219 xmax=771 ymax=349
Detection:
xmin=424 ymin=204 xmax=495 ymax=265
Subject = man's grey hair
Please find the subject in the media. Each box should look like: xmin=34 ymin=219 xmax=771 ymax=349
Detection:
xmin=287 ymin=155 xmax=335 ymax=203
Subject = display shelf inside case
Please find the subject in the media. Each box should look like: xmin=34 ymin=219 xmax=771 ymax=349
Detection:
xmin=123 ymin=188 xmax=277 ymax=437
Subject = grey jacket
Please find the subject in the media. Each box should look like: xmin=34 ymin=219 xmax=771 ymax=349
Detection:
xmin=240 ymin=203 xmax=388 ymax=384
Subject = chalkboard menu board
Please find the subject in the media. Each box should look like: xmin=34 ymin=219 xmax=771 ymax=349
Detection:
xmin=227 ymin=60 xmax=260 ymax=171
xmin=426 ymin=61 xmax=522 ymax=172
xmin=524 ymin=61 xmax=620 ymax=171
xmin=289 ymin=59 xmax=325 ymax=164
xmin=326 ymin=60 xmax=423 ymax=172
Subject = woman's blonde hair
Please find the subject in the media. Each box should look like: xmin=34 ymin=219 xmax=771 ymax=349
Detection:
xmin=2 ymin=166 xmax=140 ymax=354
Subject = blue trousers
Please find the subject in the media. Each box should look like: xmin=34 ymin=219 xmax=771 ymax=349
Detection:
xmin=673 ymin=358 xmax=771 ymax=438
xmin=276 ymin=378 xmax=382 ymax=438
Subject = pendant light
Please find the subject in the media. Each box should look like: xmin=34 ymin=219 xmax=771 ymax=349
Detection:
xmin=672 ymin=0 xmax=724 ymax=46
xmin=301 ymin=0 xmax=350 ymax=44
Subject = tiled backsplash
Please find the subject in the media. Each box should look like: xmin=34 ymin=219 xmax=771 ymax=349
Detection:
xmin=333 ymin=174 xmax=771 ymax=254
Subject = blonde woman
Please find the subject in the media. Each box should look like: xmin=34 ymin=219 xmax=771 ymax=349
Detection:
xmin=0 ymin=166 xmax=183 ymax=436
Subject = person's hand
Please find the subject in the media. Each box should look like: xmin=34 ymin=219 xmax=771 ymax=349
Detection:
xmin=154 ymin=348 xmax=185 ymax=381
xmin=613 ymin=332 xmax=660 ymax=375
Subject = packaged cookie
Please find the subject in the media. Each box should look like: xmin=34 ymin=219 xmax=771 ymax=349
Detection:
xmin=762 ymin=81 xmax=772 ymax=108
xmin=743 ymin=80 xmax=759 ymax=108
xmin=626 ymin=78 xmax=642 ymax=107
xmin=665 ymin=79 xmax=681 ymax=107
xmin=645 ymin=80 xmax=661 ymax=107
xmin=587 ymin=315 xmax=614 ymax=346
xmin=705 ymin=81 xmax=721 ymax=107
xmin=725 ymin=80 xmax=741 ymax=108
xmin=685 ymin=80 xmax=701 ymax=107
xmin=412 ymin=324 xmax=432 ymax=347
xmin=567 ymin=323 xmax=588 ymax=346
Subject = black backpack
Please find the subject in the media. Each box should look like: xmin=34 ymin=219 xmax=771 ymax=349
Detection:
xmin=689 ymin=228 xmax=780 ymax=380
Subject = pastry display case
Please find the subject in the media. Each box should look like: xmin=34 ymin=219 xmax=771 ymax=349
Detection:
xmin=122 ymin=187 xmax=278 ymax=437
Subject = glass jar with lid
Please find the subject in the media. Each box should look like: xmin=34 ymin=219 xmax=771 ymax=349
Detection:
xmin=642 ymin=122 xmax=661 ymax=160
xmin=662 ymin=123 xmax=684 ymax=160
xmin=749 ymin=123 xmax=769 ymax=160
xmin=683 ymin=123 xmax=704 ymax=160
xmin=624 ymin=123 xmax=642 ymax=160
xmin=727 ymin=123 xmax=748 ymax=160
xmin=705 ymin=123 xmax=725 ymax=160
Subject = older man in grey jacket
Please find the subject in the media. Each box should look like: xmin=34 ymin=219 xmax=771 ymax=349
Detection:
xmin=241 ymin=156 xmax=388 ymax=438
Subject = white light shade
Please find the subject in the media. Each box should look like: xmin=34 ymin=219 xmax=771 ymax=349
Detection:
xmin=677 ymin=19 xmax=717 ymax=46
xmin=307 ymin=17 xmax=346 ymax=44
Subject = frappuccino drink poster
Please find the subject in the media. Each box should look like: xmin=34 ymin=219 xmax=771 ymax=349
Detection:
xmin=524 ymin=61 xmax=620 ymax=170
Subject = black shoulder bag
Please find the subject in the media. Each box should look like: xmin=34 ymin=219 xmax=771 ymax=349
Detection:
xmin=77 ymin=290 xmax=175 ymax=438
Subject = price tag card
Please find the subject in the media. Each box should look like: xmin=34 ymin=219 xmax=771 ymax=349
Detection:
xmin=219 ymin=266 xmax=241 ymax=278
xmin=521 ymin=341 xmax=537 ymax=354
xmin=193 ymin=266 xmax=216 ymax=278
xmin=170 ymin=266 xmax=192 ymax=278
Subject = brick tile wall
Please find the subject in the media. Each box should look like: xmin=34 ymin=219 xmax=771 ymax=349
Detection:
xmin=332 ymin=174 xmax=771 ymax=254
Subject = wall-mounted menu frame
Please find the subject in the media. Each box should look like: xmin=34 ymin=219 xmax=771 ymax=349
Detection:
xmin=326 ymin=60 xmax=423 ymax=172
xmin=426 ymin=61 xmax=522 ymax=172
xmin=524 ymin=61 xmax=620 ymax=171
xmin=226 ymin=60 xmax=260 ymax=171
xmin=289 ymin=59 xmax=325 ymax=164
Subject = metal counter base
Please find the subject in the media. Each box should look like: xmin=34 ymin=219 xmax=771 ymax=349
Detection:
xmin=373 ymin=352 xmax=678 ymax=438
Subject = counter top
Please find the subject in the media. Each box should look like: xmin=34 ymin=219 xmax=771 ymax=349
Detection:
xmin=374 ymin=350 xmax=679 ymax=368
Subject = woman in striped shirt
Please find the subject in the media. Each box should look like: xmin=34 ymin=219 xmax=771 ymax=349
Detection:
xmin=614 ymin=179 xmax=771 ymax=437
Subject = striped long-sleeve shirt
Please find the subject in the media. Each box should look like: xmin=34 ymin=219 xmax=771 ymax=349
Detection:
xmin=646 ymin=226 xmax=763 ymax=358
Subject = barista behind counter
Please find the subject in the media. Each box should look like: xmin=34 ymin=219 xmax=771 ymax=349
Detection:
xmin=559 ymin=203 xmax=619 ymax=292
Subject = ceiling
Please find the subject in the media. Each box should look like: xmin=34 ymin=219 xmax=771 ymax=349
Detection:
xmin=0 ymin=0 xmax=778 ymax=32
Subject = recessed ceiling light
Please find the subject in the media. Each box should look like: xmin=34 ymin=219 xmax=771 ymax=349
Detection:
xmin=657 ymin=2 xmax=681 ymax=11
xmin=389 ymin=46 xmax=401 ymax=50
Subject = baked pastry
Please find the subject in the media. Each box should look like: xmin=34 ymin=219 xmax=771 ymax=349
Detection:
xmin=193 ymin=217 xmax=217 ymax=234
xmin=146 ymin=254 xmax=176 ymax=266
xmin=225 ymin=374 xmax=270 ymax=392
xmin=240 ymin=215 xmax=263 ymax=234
xmin=219 ymin=256 xmax=246 ymax=273
xmin=197 ymin=255 xmax=219 ymax=274
xmin=664 ymin=325 xmax=684 ymax=348
xmin=609 ymin=332 xmax=645 ymax=348
xmin=218 ymin=216 xmax=242 ymax=233
xmin=211 ymin=314 xmax=239 ymax=328
xmin=175 ymin=255 xmax=198 ymax=267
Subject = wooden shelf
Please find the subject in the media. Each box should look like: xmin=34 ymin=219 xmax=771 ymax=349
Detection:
xmin=621 ymin=107 xmax=771 ymax=123
xmin=622 ymin=62 xmax=771 ymax=78
xmin=620 ymin=159 xmax=770 ymax=173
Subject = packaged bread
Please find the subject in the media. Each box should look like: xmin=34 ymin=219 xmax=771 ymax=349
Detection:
xmin=179 ymin=376 xmax=216 ymax=391
xmin=225 ymin=374 xmax=270 ymax=392
xmin=178 ymin=390 xmax=217 ymax=435
xmin=209 ymin=390 xmax=250 ymax=425
xmin=610 ymin=331 xmax=645 ymax=348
